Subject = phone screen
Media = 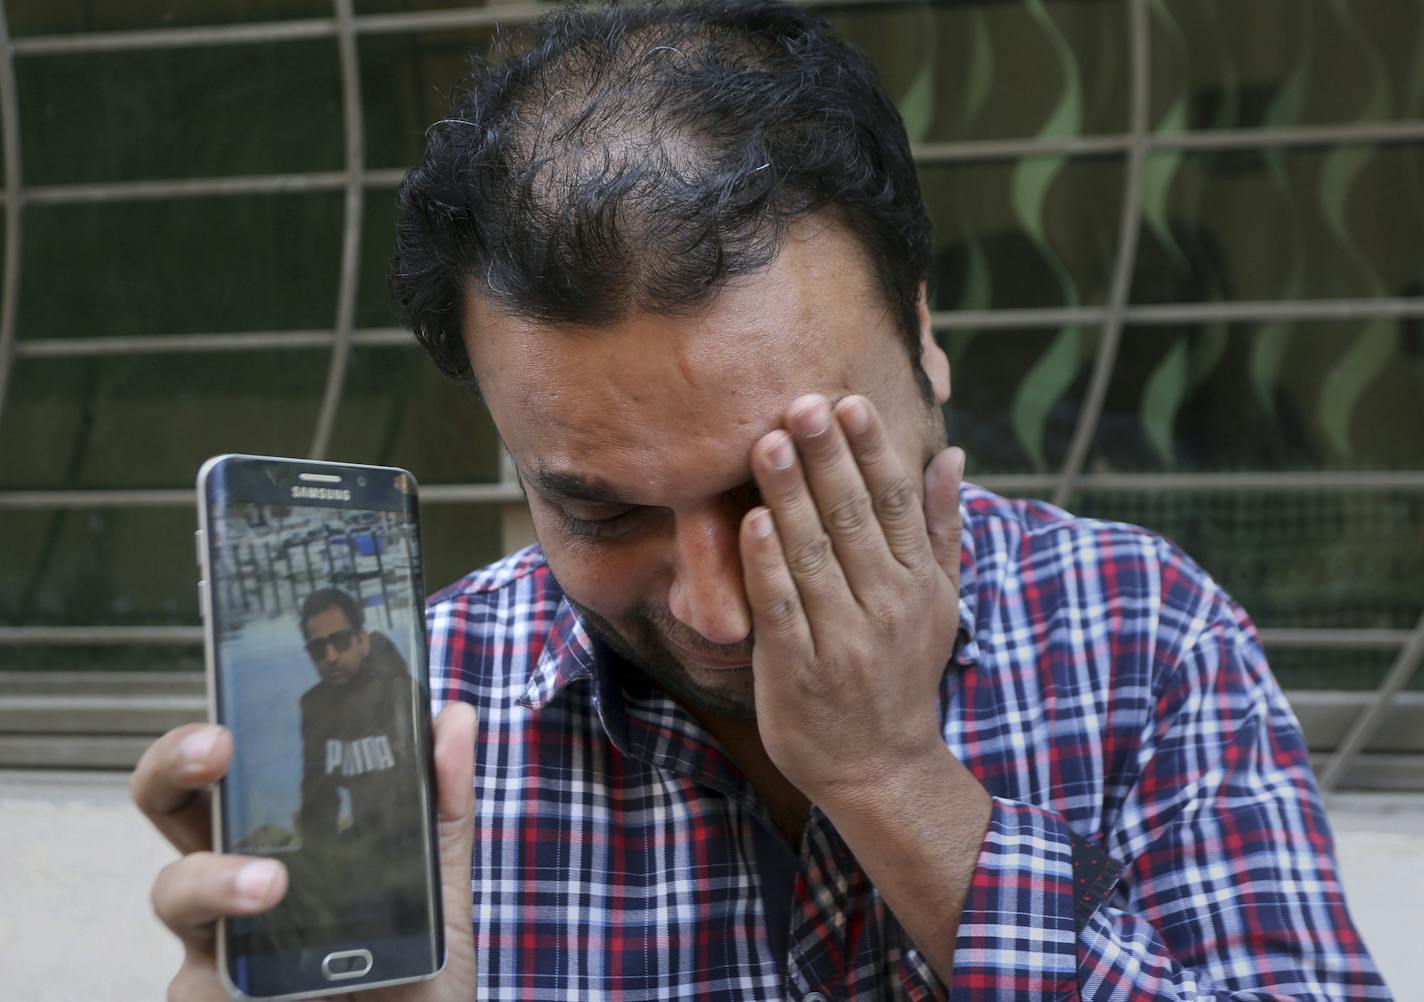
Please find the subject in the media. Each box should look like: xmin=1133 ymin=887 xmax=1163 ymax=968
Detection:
xmin=200 ymin=457 xmax=441 ymax=998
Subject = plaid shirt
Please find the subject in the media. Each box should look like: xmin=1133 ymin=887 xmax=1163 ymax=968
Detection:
xmin=427 ymin=484 xmax=1389 ymax=1000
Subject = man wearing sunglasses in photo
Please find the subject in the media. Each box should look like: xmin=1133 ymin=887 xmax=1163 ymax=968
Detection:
xmin=296 ymin=587 xmax=413 ymax=848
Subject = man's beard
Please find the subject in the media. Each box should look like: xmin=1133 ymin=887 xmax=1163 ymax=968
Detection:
xmin=565 ymin=597 xmax=758 ymax=721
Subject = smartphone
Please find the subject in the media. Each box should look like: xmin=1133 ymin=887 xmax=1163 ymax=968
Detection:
xmin=196 ymin=454 xmax=444 ymax=1000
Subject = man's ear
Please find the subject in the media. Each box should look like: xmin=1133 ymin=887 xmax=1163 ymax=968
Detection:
xmin=916 ymin=281 xmax=950 ymax=405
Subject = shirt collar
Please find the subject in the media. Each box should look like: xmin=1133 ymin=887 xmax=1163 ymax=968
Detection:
xmin=518 ymin=596 xmax=597 ymax=711
xmin=513 ymin=600 xmax=642 ymax=758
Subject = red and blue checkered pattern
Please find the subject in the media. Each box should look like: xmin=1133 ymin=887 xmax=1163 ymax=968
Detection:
xmin=426 ymin=484 xmax=1389 ymax=1000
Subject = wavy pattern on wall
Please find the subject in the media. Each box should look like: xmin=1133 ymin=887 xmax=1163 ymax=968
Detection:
xmin=1316 ymin=0 xmax=1396 ymax=461
xmin=1137 ymin=0 xmax=1191 ymax=466
xmin=895 ymin=6 xmax=936 ymax=144
xmin=1009 ymin=0 xmax=1084 ymax=472
xmin=946 ymin=9 xmax=995 ymax=371
xmin=1249 ymin=4 xmax=1313 ymax=424
xmin=1137 ymin=0 xmax=1238 ymax=466
xmin=1142 ymin=0 xmax=1188 ymax=273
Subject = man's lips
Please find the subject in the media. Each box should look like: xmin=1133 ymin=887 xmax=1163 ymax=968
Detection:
xmin=667 ymin=639 xmax=753 ymax=671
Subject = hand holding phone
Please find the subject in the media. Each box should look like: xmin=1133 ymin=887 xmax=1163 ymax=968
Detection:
xmin=132 ymin=703 xmax=477 ymax=1001
xmin=139 ymin=455 xmax=475 ymax=1000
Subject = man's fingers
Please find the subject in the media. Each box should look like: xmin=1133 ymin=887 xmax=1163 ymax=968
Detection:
xmin=131 ymin=723 xmax=232 ymax=854
xmin=923 ymin=447 xmax=965 ymax=591
xmin=782 ymin=394 xmax=889 ymax=592
xmin=432 ymin=701 xmax=479 ymax=954
xmin=835 ymin=395 xmax=934 ymax=571
xmin=739 ymin=506 xmax=815 ymax=659
xmin=751 ymin=427 xmax=852 ymax=620
xmin=151 ymin=851 xmax=287 ymax=947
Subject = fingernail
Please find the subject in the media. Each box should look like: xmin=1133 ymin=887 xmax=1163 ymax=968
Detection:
xmin=179 ymin=728 xmax=219 ymax=764
xmin=838 ymin=396 xmax=870 ymax=434
xmin=792 ymin=398 xmax=829 ymax=437
xmin=236 ymin=860 xmax=280 ymax=906
xmin=750 ymin=509 xmax=774 ymax=538
xmin=767 ymin=433 xmax=794 ymax=471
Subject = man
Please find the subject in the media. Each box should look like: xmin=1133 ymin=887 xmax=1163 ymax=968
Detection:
xmin=135 ymin=1 xmax=1389 ymax=998
xmin=266 ymin=586 xmax=430 ymax=943
xmin=295 ymin=587 xmax=415 ymax=848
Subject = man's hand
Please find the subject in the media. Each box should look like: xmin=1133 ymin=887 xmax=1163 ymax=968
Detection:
xmin=738 ymin=392 xmax=964 ymax=807
xmin=738 ymin=392 xmax=989 ymax=984
xmin=131 ymin=703 xmax=478 ymax=1001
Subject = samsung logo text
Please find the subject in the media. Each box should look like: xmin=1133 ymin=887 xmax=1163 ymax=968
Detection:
xmin=291 ymin=485 xmax=352 ymax=501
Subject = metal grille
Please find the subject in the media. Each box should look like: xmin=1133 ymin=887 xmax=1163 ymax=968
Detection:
xmin=0 ymin=0 xmax=1420 ymax=789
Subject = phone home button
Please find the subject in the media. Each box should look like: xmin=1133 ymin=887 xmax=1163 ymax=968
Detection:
xmin=321 ymin=949 xmax=373 ymax=981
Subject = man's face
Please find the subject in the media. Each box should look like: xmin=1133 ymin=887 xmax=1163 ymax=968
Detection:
xmin=303 ymin=605 xmax=370 ymax=685
xmin=464 ymin=217 xmax=951 ymax=718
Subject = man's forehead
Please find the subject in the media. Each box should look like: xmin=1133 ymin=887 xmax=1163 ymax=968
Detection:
xmin=463 ymin=218 xmax=903 ymax=502
xmin=473 ymin=319 xmax=830 ymax=466
xmin=523 ymin=393 xmax=848 ymax=505
xmin=307 ymin=606 xmax=355 ymax=633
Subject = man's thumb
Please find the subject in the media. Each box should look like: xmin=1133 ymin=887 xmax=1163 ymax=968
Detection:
xmin=431 ymin=701 xmax=477 ymax=936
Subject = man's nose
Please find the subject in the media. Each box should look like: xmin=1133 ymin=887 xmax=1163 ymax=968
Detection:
xmin=666 ymin=506 xmax=752 ymax=647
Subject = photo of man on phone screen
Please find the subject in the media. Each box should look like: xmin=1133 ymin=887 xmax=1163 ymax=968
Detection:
xmin=297 ymin=586 xmax=415 ymax=851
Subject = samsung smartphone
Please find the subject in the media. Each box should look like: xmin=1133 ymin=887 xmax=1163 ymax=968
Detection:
xmin=196 ymin=454 xmax=444 ymax=1000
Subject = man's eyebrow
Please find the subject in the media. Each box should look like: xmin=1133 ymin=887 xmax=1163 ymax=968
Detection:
xmin=527 ymin=466 xmax=634 ymax=506
xmin=525 ymin=396 xmax=851 ymax=506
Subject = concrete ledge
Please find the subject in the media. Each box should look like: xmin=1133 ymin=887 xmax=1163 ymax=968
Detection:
xmin=0 ymin=735 xmax=163 ymax=770
xmin=0 ymin=671 xmax=205 ymax=695
xmin=0 ymin=694 xmax=207 ymax=733
xmin=1289 ymin=690 xmax=1424 ymax=754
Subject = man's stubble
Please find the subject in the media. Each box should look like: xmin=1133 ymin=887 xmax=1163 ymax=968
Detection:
xmin=565 ymin=595 xmax=760 ymax=721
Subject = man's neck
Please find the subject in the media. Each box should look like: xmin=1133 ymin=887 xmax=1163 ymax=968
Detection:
xmin=689 ymin=708 xmax=811 ymax=848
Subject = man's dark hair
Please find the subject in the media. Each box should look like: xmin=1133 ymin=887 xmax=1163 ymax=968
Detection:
xmin=299 ymin=587 xmax=365 ymax=636
xmin=392 ymin=0 xmax=933 ymax=393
